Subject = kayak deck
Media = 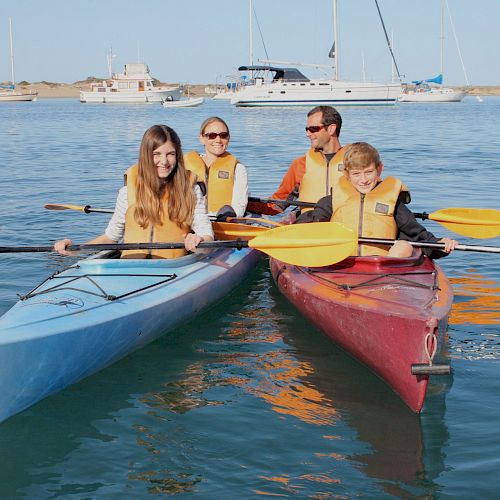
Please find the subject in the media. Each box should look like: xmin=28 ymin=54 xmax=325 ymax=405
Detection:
xmin=270 ymin=251 xmax=454 ymax=412
xmin=0 ymin=248 xmax=260 ymax=423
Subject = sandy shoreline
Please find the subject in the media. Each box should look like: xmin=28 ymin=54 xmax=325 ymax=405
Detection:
xmin=10 ymin=82 xmax=500 ymax=99
xmin=15 ymin=83 xmax=208 ymax=99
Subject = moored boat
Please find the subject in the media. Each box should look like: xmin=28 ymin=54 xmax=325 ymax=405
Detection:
xmin=161 ymin=96 xmax=204 ymax=108
xmin=79 ymin=62 xmax=181 ymax=104
xmin=270 ymin=250 xmax=454 ymax=412
xmin=0 ymin=18 xmax=38 ymax=103
xmin=0 ymin=246 xmax=259 ymax=423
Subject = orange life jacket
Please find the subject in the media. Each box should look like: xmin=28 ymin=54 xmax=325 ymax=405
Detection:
xmin=298 ymin=147 xmax=346 ymax=211
xmin=332 ymin=175 xmax=408 ymax=256
xmin=122 ymin=164 xmax=195 ymax=259
xmin=184 ymin=151 xmax=237 ymax=213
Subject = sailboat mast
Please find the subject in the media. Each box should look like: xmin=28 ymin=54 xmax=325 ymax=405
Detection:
xmin=9 ymin=18 xmax=15 ymax=86
xmin=249 ymin=0 xmax=254 ymax=66
xmin=333 ymin=0 xmax=339 ymax=80
xmin=440 ymin=0 xmax=444 ymax=78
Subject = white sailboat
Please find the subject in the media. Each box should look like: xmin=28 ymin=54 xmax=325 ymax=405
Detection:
xmin=230 ymin=0 xmax=401 ymax=107
xmin=0 ymin=18 xmax=37 ymax=102
xmin=399 ymin=0 xmax=467 ymax=103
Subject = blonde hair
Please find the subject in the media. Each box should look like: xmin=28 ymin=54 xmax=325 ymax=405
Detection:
xmin=134 ymin=125 xmax=195 ymax=230
xmin=199 ymin=116 xmax=230 ymax=136
xmin=343 ymin=142 xmax=381 ymax=171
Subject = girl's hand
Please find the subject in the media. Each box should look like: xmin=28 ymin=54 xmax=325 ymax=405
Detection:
xmin=184 ymin=233 xmax=203 ymax=252
xmin=437 ymin=237 xmax=458 ymax=253
xmin=54 ymin=238 xmax=73 ymax=256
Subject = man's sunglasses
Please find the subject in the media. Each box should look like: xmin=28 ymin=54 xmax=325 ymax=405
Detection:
xmin=203 ymin=132 xmax=230 ymax=140
xmin=305 ymin=124 xmax=331 ymax=133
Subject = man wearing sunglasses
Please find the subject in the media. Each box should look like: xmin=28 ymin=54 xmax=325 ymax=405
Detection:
xmin=247 ymin=105 xmax=346 ymax=218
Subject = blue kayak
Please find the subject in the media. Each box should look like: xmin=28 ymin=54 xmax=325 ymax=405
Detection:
xmin=0 ymin=247 xmax=259 ymax=423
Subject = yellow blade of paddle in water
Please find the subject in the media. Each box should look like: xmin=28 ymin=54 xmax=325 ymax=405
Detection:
xmin=248 ymin=222 xmax=357 ymax=267
xmin=44 ymin=203 xmax=87 ymax=212
xmin=429 ymin=208 xmax=500 ymax=239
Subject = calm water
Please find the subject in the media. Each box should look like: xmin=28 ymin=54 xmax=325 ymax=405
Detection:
xmin=0 ymin=97 xmax=499 ymax=498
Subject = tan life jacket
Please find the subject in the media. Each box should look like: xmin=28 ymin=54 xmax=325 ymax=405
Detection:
xmin=184 ymin=151 xmax=237 ymax=213
xmin=298 ymin=147 xmax=346 ymax=211
xmin=122 ymin=164 xmax=195 ymax=259
xmin=332 ymin=175 xmax=407 ymax=256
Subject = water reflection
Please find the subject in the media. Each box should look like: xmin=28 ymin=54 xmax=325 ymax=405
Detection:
xmin=450 ymin=269 xmax=500 ymax=326
xmin=448 ymin=269 xmax=500 ymax=361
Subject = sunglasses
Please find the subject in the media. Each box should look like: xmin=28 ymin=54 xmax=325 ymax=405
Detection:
xmin=203 ymin=132 xmax=230 ymax=140
xmin=305 ymin=124 xmax=330 ymax=133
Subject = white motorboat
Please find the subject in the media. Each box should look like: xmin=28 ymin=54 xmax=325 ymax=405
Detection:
xmin=80 ymin=62 xmax=181 ymax=104
xmin=0 ymin=18 xmax=37 ymax=103
xmin=162 ymin=96 xmax=204 ymax=108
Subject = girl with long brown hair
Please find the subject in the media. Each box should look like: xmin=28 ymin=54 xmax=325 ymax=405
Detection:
xmin=55 ymin=125 xmax=213 ymax=258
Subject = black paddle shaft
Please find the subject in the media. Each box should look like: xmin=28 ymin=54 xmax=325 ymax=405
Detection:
xmin=0 ymin=240 xmax=250 ymax=253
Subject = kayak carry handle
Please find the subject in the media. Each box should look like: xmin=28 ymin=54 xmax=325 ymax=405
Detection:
xmin=411 ymin=363 xmax=451 ymax=375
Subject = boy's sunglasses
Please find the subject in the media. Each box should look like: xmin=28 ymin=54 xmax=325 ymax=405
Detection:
xmin=305 ymin=124 xmax=332 ymax=133
xmin=203 ymin=132 xmax=230 ymax=140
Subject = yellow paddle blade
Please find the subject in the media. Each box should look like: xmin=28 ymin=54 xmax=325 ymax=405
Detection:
xmin=430 ymin=208 xmax=500 ymax=239
xmin=249 ymin=222 xmax=357 ymax=267
xmin=212 ymin=221 xmax=273 ymax=241
xmin=44 ymin=203 xmax=86 ymax=212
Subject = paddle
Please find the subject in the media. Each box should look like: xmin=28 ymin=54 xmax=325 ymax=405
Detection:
xmin=357 ymin=237 xmax=499 ymax=254
xmin=412 ymin=208 xmax=500 ymax=239
xmin=213 ymin=218 xmax=282 ymax=241
xmin=0 ymin=222 xmax=357 ymax=267
xmin=44 ymin=203 xmax=284 ymax=241
xmin=44 ymin=203 xmax=114 ymax=214
xmin=248 ymin=197 xmax=500 ymax=239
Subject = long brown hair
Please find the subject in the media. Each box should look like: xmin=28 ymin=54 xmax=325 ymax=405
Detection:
xmin=134 ymin=125 xmax=195 ymax=229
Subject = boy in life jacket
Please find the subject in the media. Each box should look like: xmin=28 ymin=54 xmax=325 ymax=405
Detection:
xmin=296 ymin=142 xmax=458 ymax=258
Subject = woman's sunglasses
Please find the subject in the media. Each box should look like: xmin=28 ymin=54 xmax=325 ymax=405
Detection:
xmin=203 ymin=132 xmax=230 ymax=140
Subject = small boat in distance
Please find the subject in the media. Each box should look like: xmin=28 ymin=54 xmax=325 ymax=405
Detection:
xmin=0 ymin=18 xmax=37 ymax=103
xmin=399 ymin=0 xmax=468 ymax=103
xmin=79 ymin=62 xmax=181 ymax=104
xmin=399 ymin=76 xmax=466 ymax=103
xmin=162 ymin=96 xmax=204 ymax=108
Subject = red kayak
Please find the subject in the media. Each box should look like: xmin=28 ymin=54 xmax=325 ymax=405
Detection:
xmin=270 ymin=250 xmax=454 ymax=412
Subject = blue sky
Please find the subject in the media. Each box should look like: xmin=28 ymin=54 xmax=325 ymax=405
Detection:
xmin=2 ymin=0 xmax=499 ymax=86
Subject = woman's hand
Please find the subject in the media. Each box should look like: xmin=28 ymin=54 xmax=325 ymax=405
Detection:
xmin=53 ymin=238 xmax=73 ymax=256
xmin=437 ymin=237 xmax=458 ymax=253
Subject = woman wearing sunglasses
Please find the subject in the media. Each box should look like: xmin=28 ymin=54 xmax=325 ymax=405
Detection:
xmin=184 ymin=116 xmax=248 ymax=218
xmin=54 ymin=124 xmax=213 ymax=258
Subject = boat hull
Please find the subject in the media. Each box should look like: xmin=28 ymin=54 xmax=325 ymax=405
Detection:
xmin=270 ymin=252 xmax=453 ymax=412
xmin=79 ymin=87 xmax=182 ymax=103
xmin=162 ymin=96 xmax=204 ymax=108
xmin=231 ymin=80 xmax=402 ymax=107
xmin=0 ymin=248 xmax=259 ymax=423
xmin=0 ymin=91 xmax=37 ymax=102
xmin=399 ymin=89 xmax=466 ymax=102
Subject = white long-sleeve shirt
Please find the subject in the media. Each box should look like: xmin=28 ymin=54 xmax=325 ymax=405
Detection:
xmin=104 ymin=184 xmax=213 ymax=242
